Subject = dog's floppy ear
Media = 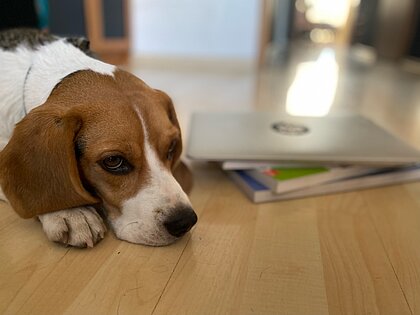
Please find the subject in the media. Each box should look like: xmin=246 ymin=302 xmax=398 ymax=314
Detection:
xmin=173 ymin=161 xmax=193 ymax=195
xmin=0 ymin=105 xmax=98 ymax=218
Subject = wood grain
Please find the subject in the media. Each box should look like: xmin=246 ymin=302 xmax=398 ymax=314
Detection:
xmin=362 ymin=185 xmax=420 ymax=314
xmin=317 ymin=192 xmax=412 ymax=315
xmin=3 ymin=172 xmax=417 ymax=315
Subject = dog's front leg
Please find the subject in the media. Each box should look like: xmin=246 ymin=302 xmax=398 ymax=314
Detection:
xmin=38 ymin=206 xmax=107 ymax=247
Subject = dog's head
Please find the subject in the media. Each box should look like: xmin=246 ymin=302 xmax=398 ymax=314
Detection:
xmin=0 ymin=69 xmax=197 ymax=246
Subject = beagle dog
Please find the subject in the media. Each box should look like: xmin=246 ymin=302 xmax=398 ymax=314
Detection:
xmin=0 ymin=29 xmax=197 ymax=247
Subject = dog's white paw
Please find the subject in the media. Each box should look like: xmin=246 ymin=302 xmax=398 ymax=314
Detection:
xmin=38 ymin=207 xmax=107 ymax=248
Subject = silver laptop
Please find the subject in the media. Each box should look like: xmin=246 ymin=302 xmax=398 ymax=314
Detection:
xmin=186 ymin=112 xmax=420 ymax=165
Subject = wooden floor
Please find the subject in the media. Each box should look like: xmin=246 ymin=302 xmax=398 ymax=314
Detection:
xmin=1 ymin=43 xmax=420 ymax=314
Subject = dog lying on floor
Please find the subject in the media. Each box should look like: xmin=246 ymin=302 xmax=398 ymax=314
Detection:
xmin=0 ymin=29 xmax=197 ymax=247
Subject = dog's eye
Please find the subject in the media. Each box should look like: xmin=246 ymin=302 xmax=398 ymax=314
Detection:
xmin=100 ymin=155 xmax=132 ymax=174
xmin=103 ymin=156 xmax=123 ymax=169
xmin=167 ymin=140 xmax=178 ymax=161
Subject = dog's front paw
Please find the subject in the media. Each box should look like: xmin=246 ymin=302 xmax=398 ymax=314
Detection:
xmin=38 ymin=207 xmax=107 ymax=248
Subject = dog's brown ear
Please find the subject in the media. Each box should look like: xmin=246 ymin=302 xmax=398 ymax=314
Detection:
xmin=0 ymin=106 xmax=98 ymax=218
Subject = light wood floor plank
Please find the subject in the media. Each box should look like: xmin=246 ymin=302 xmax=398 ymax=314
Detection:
xmin=317 ymin=192 xmax=412 ymax=315
xmin=62 ymin=237 xmax=190 ymax=315
xmin=362 ymin=185 xmax=420 ymax=314
xmin=0 ymin=203 xmax=71 ymax=315
xmin=236 ymin=200 xmax=329 ymax=315
xmin=2 ymin=231 xmax=119 ymax=315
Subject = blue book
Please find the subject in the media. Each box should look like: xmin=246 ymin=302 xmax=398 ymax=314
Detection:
xmin=227 ymin=165 xmax=420 ymax=203
xmin=244 ymin=165 xmax=375 ymax=194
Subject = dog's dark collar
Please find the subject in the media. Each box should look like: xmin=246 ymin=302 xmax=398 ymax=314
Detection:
xmin=22 ymin=65 xmax=32 ymax=116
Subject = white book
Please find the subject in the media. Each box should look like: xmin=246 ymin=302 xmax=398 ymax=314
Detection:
xmin=220 ymin=160 xmax=323 ymax=171
xmin=227 ymin=165 xmax=420 ymax=203
xmin=244 ymin=166 xmax=376 ymax=194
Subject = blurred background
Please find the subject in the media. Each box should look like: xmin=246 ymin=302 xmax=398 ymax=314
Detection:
xmin=1 ymin=0 xmax=418 ymax=66
xmin=1 ymin=0 xmax=420 ymax=143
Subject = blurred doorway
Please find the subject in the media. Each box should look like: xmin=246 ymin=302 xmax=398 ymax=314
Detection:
xmin=259 ymin=0 xmax=420 ymax=65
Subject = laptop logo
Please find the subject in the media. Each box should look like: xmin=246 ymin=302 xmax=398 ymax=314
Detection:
xmin=271 ymin=121 xmax=309 ymax=135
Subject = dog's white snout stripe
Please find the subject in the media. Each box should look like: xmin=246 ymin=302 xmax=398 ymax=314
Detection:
xmin=110 ymin=107 xmax=191 ymax=245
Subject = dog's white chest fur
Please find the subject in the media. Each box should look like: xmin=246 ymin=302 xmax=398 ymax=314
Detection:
xmin=0 ymin=39 xmax=115 ymax=150
xmin=0 ymin=46 xmax=31 ymax=148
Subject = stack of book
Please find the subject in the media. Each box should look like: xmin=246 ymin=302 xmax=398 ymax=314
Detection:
xmin=186 ymin=112 xmax=420 ymax=203
xmin=221 ymin=161 xmax=420 ymax=203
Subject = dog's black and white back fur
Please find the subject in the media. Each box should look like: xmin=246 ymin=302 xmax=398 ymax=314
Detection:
xmin=0 ymin=28 xmax=91 ymax=52
xmin=0 ymin=28 xmax=114 ymax=151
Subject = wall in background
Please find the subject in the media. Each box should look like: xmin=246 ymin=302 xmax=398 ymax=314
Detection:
xmin=131 ymin=0 xmax=261 ymax=62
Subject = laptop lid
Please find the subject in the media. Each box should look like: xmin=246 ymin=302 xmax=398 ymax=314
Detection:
xmin=186 ymin=112 xmax=420 ymax=165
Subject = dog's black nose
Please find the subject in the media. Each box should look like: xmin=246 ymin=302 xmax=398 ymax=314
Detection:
xmin=164 ymin=207 xmax=197 ymax=238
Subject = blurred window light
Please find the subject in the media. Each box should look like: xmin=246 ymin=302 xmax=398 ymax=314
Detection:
xmin=309 ymin=28 xmax=335 ymax=43
xmin=286 ymin=48 xmax=339 ymax=117
xmin=304 ymin=0 xmax=351 ymax=27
